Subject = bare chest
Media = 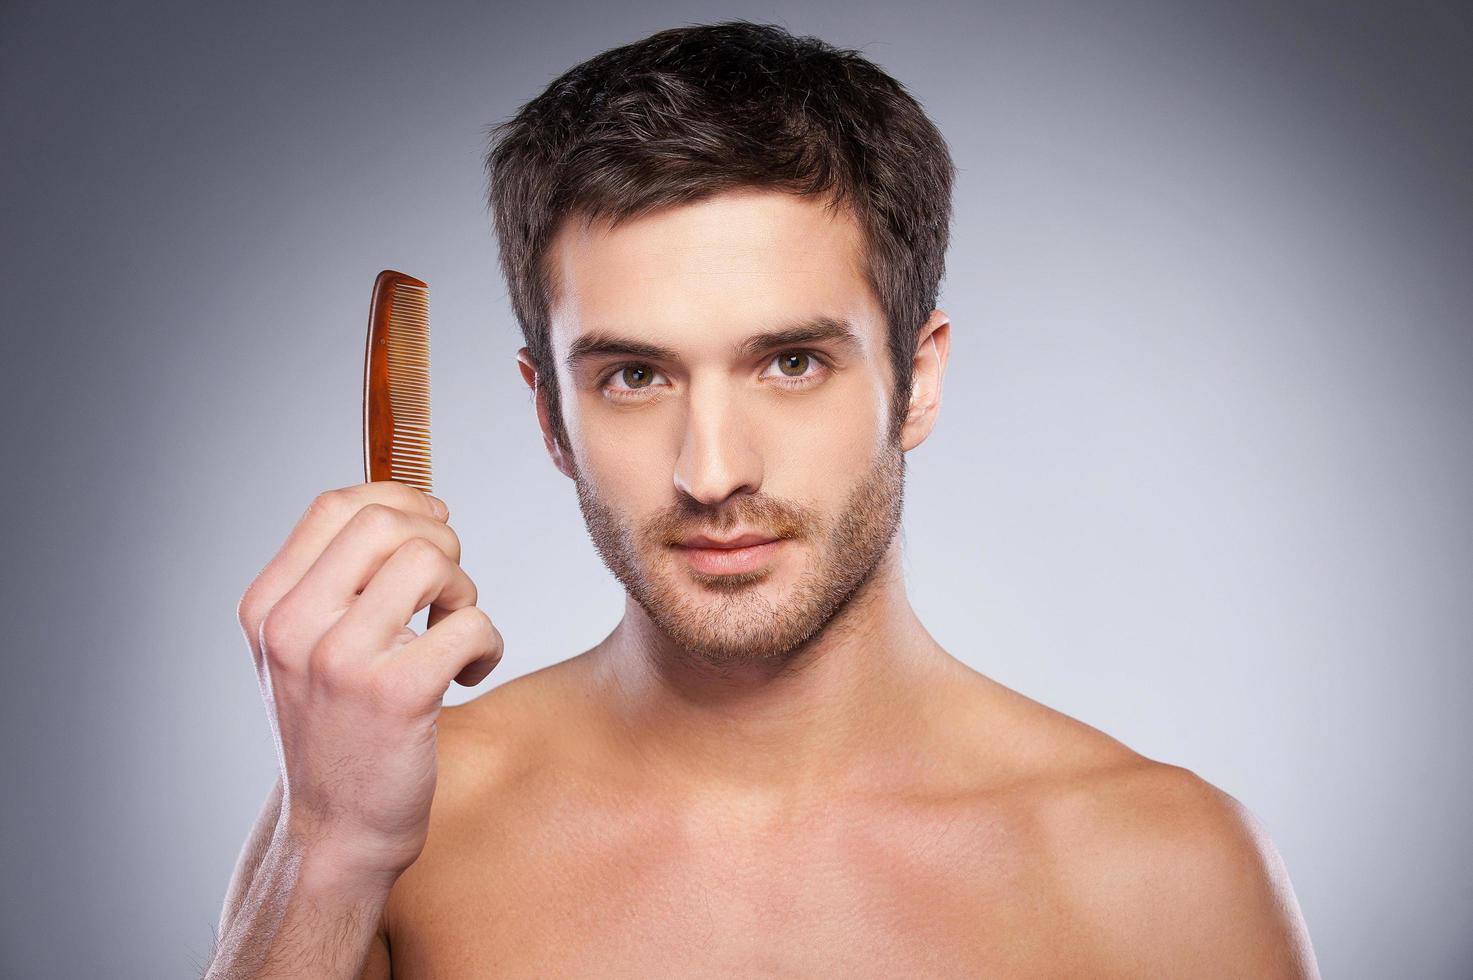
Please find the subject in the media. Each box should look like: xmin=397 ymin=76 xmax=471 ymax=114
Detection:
xmin=386 ymin=797 xmax=1090 ymax=977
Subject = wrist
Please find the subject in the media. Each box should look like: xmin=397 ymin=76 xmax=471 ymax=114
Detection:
xmin=274 ymin=819 xmax=407 ymax=899
xmin=296 ymin=839 xmax=401 ymax=902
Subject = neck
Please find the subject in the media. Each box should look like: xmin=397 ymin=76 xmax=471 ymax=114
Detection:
xmin=586 ymin=537 xmax=956 ymax=803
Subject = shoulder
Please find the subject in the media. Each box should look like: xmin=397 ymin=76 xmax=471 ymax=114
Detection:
xmin=942 ymin=672 xmax=1318 ymax=976
xmin=428 ymin=655 xmax=590 ymax=809
xmin=1040 ymin=759 xmax=1320 ymax=978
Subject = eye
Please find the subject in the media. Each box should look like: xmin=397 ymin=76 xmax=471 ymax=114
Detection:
xmin=761 ymin=350 xmax=827 ymax=385
xmin=598 ymin=350 xmax=830 ymax=401
xmin=601 ymin=363 xmax=671 ymax=400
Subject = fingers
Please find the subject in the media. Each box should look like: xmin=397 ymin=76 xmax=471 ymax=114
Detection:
xmin=314 ymin=536 xmax=479 ymax=671
xmin=385 ymin=605 xmax=505 ymax=707
xmin=238 ymin=482 xmax=448 ymax=664
xmin=284 ymin=503 xmax=462 ymax=634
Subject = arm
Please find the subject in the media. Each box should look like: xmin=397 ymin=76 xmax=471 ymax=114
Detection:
xmin=204 ymin=827 xmax=396 ymax=979
xmin=216 ymin=777 xmax=283 ymax=943
xmin=209 ymin=778 xmax=392 ymax=979
xmin=208 ymin=482 xmax=504 ymax=978
xmin=1185 ymin=785 xmax=1321 ymax=978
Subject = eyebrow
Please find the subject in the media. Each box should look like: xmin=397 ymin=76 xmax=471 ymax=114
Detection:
xmin=565 ymin=316 xmax=864 ymax=372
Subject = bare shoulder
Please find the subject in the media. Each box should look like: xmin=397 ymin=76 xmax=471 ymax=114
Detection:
xmin=943 ymin=671 xmax=1318 ymax=976
xmin=427 ymin=653 xmax=593 ymax=812
xmin=1074 ymin=762 xmax=1319 ymax=976
xmin=1037 ymin=752 xmax=1320 ymax=978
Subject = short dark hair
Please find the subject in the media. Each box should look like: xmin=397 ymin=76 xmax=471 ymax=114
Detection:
xmin=484 ymin=20 xmax=955 ymax=454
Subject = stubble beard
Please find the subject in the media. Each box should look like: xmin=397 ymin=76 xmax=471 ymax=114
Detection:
xmin=571 ymin=435 xmax=907 ymax=674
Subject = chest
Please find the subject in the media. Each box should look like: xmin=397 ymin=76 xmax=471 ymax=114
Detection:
xmin=386 ymin=798 xmax=1088 ymax=977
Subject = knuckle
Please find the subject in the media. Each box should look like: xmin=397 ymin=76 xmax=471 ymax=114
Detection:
xmin=463 ymin=605 xmax=503 ymax=650
xmin=236 ymin=564 xmax=277 ymax=633
xmin=441 ymin=524 xmax=463 ymax=564
xmin=259 ymin=605 xmax=300 ymax=658
xmin=308 ymin=487 xmax=353 ymax=522
xmin=386 ymin=480 xmax=428 ymax=508
xmin=396 ymin=535 xmax=444 ymax=567
xmin=263 ymin=644 xmax=295 ymax=678
xmin=310 ymin=636 xmax=363 ymax=691
xmin=368 ymin=665 xmax=422 ymax=714
xmin=353 ymin=501 xmax=402 ymax=536
xmin=236 ymin=586 xmax=263 ymax=632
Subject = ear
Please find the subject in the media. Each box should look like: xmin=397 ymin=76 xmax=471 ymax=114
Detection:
xmin=899 ymin=309 xmax=951 ymax=453
xmin=517 ymin=347 xmax=576 ymax=481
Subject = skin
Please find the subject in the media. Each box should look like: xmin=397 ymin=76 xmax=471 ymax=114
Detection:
xmin=218 ymin=188 xmax=1320 ymax=977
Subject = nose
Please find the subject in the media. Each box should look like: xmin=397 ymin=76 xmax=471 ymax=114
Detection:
xmin=671 ymin=383 xmax=763 ymax=507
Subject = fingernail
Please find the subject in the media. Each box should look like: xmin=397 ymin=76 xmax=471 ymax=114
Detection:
xmin=426 ymin=494 xmax=449 ymax=519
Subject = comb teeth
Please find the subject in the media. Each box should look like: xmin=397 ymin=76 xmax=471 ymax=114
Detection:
xmin=386 ymin=282 xmax=432 ymax=492
xmin=364 ymin=271 xmax=433 ymax=493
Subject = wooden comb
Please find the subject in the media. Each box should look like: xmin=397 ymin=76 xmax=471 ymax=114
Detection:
xmin=362 ymin=270 xmax=432 ymax=493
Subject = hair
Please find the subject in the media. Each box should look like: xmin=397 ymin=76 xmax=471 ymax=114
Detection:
xmin=484 ymin=19 xmax=955 ymax=455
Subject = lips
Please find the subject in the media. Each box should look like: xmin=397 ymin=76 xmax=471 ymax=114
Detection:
xmin=677 ymin=532 xmax=780 ymax=550
xmin=673 ymin=535 xmax=786 ymax=575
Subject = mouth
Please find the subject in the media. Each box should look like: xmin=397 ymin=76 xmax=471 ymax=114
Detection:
xmin=672 ymin=537 xmax=787 ymax=575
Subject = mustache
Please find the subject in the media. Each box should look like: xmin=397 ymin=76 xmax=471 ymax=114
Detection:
xmin=651 ymin=499 xmax=808 ymax=546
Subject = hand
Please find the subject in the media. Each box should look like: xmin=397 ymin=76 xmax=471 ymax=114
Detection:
xmin=236 ymin=481 xmax=504 ymax=882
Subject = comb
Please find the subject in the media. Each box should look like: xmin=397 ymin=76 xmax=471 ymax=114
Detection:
xmin=362 ymin=270 xmax=432 ymax=493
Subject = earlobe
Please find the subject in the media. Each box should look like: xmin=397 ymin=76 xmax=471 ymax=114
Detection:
xmin=546 ymin=421 xmax=574 ymax=481
xmin=535 ymin=391 xmax=575 ymax=481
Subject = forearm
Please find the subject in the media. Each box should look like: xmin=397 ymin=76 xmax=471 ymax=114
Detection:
xmin=204 ymin=833 xmax=395 ymax=979
xmin=218 ymin=778 xmax=285 ymax=941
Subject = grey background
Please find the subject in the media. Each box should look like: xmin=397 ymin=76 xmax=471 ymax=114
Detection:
xmin=2 ymin=1 xmax=1469 ymax=976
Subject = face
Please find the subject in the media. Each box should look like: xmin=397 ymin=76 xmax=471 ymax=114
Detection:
xmin=533 ymin=189 xmax=916 ymax=672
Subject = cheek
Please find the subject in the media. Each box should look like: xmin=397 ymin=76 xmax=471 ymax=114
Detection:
xmin=574 ymin=408 xmax=673 ymax=502
xmin=763 ymin=382 xmax=885 ymax=479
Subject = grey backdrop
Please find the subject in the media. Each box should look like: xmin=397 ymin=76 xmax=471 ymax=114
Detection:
xmin=2 ymin=1 xmax=1469 ymax=977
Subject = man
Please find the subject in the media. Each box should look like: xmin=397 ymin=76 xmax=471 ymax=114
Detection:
xmin=207 ymin=21 xmax=1320 ymax=978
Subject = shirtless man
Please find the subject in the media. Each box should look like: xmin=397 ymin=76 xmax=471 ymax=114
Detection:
xmin=205 ymin=21 xmax=1319 ymax=978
